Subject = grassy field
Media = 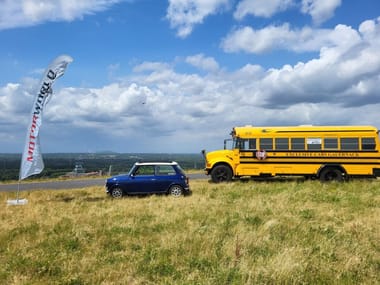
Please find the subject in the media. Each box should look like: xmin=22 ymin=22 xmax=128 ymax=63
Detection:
xmin=1 ymin=179 xmax=379 ymax=284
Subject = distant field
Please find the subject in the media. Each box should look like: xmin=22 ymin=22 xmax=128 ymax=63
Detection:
xmin=1 ymin=179 xmax=379 ymax=284
xmin=0 ymin=153 xmax=205 ymax=181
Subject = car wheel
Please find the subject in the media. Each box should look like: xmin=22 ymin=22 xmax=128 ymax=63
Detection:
xmin=111 ymin=187 xmax=123 ymax=198
xmin=169 ymin=185 xmax=183 ymax=197
xmin=211 ymin=165 xmax=232 ymax=183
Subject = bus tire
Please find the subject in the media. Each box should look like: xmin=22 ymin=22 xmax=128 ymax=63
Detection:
xmin=211 ymin=165 xmax=232 ymax=183
xmin=319 ymin=167 xmax=343 ymax=182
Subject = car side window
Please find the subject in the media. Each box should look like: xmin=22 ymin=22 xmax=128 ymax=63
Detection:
xmin=134 ymin=165 xmax=155 ymax=176
xmin=156 ymin=165 xmax=176 ymax=175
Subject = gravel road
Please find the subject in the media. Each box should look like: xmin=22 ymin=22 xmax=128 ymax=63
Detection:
xmin=0 ymin=173 xmax=208 ymax=192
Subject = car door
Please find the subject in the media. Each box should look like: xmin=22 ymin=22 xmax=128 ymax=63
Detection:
xmin=153 ymin=165 xmax=177 ymax=193
xmin=128 ymin=165 xmax=159 ymax=194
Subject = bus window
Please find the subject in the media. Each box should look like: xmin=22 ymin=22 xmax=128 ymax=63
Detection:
xmin=361 ymin=138 xmax=376 ymax=150
xmin=260 ymin=138 xmax=273 ymax=150
xmin=234 ymin=139 xmax=246 ymax=150
xmin=341 ymin=138 xmax=359 ymax=150
xmin=307 ymin=138 xmax=322 ymax=150
xmin=324 ymin=138 xmax=338 ymax=149
xmin=275 ymin=138 xmax=289 ymax=150
xmin=235 ymin=139 xmax=256 ymax=150
xmin=249 ymin=139 xmax=256 ymax=150
xmin=291 ymin=138 xmax=305 ymax=150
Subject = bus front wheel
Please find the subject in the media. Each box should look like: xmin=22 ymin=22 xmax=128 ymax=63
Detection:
xmin=211 ymin=165 xmax=233 ymax=183
xmin=319 ymin=167 xmax=343 ymax=182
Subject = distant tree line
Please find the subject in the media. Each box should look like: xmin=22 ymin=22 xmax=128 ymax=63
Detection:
xmin=0 ymin=153 xmax=204 ymax=181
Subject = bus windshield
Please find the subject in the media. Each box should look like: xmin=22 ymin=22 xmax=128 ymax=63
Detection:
xmin=224 ymin=139 xmax=234 ymax=150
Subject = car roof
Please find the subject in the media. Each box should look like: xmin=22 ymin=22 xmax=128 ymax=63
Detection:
xmin=134 ymin=161 xmax=178 ymax=166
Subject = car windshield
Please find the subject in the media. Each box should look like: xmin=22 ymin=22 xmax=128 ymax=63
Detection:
xmin=127 ymin=165 xmax=136 ymax=176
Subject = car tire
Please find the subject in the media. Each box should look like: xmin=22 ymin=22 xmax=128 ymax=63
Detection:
xmin=111 ymin=187 xmax=123 ymax=198
xmin=169 ymin=185 xmax=183 ymax=197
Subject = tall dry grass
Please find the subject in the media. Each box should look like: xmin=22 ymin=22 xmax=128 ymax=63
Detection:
xmin=1 ymin=179 xmax=379 ymax=284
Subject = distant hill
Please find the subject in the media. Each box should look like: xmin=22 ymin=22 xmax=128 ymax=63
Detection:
xmin=0 ymin=153 xmax=204 ymax=181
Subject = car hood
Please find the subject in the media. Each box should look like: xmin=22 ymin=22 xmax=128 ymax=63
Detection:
xmin=107 ymin=174 xmax=130 ymax=182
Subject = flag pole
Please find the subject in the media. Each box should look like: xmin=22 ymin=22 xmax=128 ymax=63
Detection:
xmin=7 ymin=180 xmax=28 ymax=205
xmin=16 ymin=180 xmax=20 ymax=201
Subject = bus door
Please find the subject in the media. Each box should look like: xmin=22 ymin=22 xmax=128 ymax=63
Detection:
xmin=235 ymin=138 xmax=258 ymax=175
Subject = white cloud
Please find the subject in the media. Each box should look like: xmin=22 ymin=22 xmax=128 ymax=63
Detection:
xmin=0 ymin=0 xmax=123 ymax=30
xmin=301 ymin=0 xmax=342 ymax=25
xmin=233 ymin=0 xmax=341 ymax=24
xmin=221 ymin=22 xmax=361 ymax=54
xmin=222 ymin=24 xmax=295 ymax=54
xmin=132 ymin=62 xmax=171 ymax=73
xmin=234 ymin=0 xmax=294 ymax=19
xmin=166 ymin=0 xmax=230 ymax=38
xmin=1 ymin=18 xmax=380 ymax=152
xmin=359 ymin=17 xmax=380 ymax=42
xmin=255 ymin=19 xmax=380 ymax=109
xmin=185 ymin=54 xmax=220 ymax=72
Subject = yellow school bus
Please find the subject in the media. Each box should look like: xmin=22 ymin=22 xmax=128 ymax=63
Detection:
xmin=202 ymin=125 xmax=380 ymax=182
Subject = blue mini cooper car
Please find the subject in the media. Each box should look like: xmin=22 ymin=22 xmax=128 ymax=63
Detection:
xmin=105 ymin=161 xmax=191 ymax=198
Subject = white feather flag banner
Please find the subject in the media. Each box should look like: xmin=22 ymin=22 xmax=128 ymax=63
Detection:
xmin=19 ymin=55 xmax=73 ymax=180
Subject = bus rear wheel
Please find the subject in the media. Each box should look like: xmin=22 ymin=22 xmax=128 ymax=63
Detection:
xmin=319 ymin=167 xmax=343 ymax=182
xmin=211 ymin=165 xmax=232 ymax=183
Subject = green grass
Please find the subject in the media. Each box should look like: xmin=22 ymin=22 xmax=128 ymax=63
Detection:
xmin=1 ymin=179 xmax=379 ymax=284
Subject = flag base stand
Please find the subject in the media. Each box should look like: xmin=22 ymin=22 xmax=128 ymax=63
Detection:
xmin=7 ymin=199 xmax=28 ymax=206
xmin=6 ymin=181 xmax=28 ymax=206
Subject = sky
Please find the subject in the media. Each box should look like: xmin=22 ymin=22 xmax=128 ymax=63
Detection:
xmin=0 ymin=0 xmax=380 ymax=153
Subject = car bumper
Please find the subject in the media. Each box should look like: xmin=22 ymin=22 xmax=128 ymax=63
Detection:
xmin=184 ymin=187 xmax=192 ymax=196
